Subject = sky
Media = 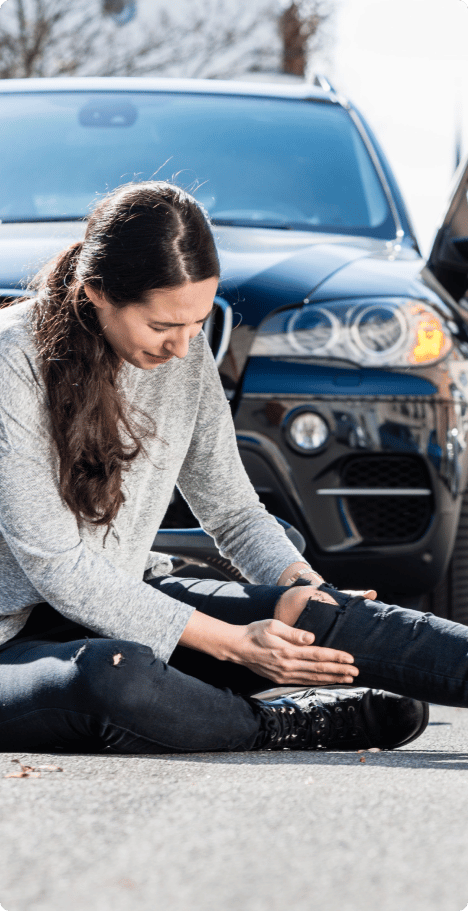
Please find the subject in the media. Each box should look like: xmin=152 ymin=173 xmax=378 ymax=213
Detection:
xmin=327 ymin=0 xmax=468 ymax=256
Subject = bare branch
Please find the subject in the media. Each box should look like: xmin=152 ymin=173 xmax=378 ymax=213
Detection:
xmin=0 ymin=0 xmax=332 ymax=81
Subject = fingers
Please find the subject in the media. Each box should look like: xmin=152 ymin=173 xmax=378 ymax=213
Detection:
xmin=341 ymin=589 xmax=378 ymax=601
xmin=271 ymin=623 xmax=355 ymax=666
xmin=308 ymin=645 xmax=355 ymax=665
xmin=254 ymin=666 xmax=359 ymax=686
xmin=246 ymin=619 xmax=360 ymax=686
xmin=282 ymin=673 xmax=357 ymax=685
xmin=292 ymin=673 xmax=357 ymax=684
xmin=269 ymin=619 xmax=316 ymax=647
xmin=289 ymin=659 xmax=359 ymax=678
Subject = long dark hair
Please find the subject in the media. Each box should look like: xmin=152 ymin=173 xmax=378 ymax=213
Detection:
xmin=28 ymin=181 xmax=220 ymax=528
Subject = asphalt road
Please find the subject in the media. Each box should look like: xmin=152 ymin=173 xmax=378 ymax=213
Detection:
xmin=0 ymin=703 xmax=468 ymax=911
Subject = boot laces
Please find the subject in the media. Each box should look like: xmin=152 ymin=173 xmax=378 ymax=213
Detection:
xmin=324 ymin=700 xmax=363 ymax=744
xmin=255 ymin=700 xmax=328 ymax=750
xmin=255 ymin=691 xmax=367 ymax=750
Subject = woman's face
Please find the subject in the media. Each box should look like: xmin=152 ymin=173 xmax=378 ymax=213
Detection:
xmin=85 ymin=277 xmax=219 ymax=370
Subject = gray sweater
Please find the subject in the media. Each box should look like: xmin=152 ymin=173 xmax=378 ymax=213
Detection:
xmin=0 ymin=300 xmax=304 ymax=660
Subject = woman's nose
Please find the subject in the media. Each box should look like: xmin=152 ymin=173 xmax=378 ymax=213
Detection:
xmin=164 ymin=330 xmax=191 ymax=359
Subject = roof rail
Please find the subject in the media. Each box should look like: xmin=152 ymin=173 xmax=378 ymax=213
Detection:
xmin=313 ymin=74 xmax=336 ymax=94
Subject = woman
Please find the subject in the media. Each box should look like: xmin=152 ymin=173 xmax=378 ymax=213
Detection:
xmin=0 ymin=180 xmax=465 ymax=757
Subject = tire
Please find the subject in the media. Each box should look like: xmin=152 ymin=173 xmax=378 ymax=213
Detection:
xmin=171 ymin=555 xmax=248 ymax=583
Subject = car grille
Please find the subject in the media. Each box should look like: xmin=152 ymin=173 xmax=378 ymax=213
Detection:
xmin=341 ymin=455 xmax=433 ymax=545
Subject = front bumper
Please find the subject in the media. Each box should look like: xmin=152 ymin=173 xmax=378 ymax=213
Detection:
xmin=234 ymin=361 xmax=468 ymax=598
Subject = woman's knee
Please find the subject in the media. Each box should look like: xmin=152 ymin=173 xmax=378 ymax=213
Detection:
xmin=70 ymin=637 xmax=162 ymax=714
xmin=274 ymin=585 xmax=339 ymax=626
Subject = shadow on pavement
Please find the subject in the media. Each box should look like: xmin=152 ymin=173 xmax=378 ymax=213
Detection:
xmin=155 ymin=750 xmax=468 ymax=769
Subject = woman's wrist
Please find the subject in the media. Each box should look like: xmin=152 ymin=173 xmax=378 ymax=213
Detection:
xmin=179 ymin=610 xmax=248 ymax=663
xmin=221 ymin=623 xmax=250 ymax=664
xmin=285 ymin=568 xmax=324 ymax=587
xmin=277 ymin=561 xmax=324 ymax=587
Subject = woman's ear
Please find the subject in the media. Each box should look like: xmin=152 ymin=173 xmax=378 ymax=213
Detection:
xmin=84 ymin=284 xmax=107 ymax=310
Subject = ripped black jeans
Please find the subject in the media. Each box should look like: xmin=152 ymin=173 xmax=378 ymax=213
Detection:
xmin=1 ymin=576 xmax=468 ymax=754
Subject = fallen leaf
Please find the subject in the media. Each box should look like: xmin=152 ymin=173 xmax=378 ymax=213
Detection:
xmin=117 ymin=878 xmax=137 ymax=890
xmin=5 ymin=760 xmax=41 ymax=778
xmin=36 ymin=765 xmax=63 ymax=771
xmin=5 ymin=770 xmax=41 ymax=778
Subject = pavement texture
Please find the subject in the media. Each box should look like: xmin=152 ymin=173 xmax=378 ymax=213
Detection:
xmin=0 ymin=703 xmax=468 ymax=911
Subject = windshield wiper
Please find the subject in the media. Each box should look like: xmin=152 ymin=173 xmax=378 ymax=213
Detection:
xmin=0 ymin=216 xmax=87 ymax=224
xmin=211 ymin=217 xmax=294 ymax=230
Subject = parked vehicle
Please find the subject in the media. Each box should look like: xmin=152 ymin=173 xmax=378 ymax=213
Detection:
xmin=2 ymin=77 xmax=468 ymax=619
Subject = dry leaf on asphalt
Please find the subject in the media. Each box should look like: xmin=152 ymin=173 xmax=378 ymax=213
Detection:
xmin=4 ymin=759 xmax=62 ymax=778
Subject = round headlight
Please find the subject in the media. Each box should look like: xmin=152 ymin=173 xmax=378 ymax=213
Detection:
xmin=286 ymin=411 xmax=329 ymax=452
xmin=351 ymin=305 xmax=406 ymax=358
xmin=287 ymin=307 xmax=339 ymax=354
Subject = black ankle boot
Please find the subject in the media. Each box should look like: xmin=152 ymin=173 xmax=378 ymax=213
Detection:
xmin=250 ymin=687 xmax=429 ymax=751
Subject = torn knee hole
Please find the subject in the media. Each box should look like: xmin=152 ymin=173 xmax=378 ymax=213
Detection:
xmin=111 ymin=652 xmax=125 ymax=667
xmin=70 ymin=643 xmax=89 ymax=663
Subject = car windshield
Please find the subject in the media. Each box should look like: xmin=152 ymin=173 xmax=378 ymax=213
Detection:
xmin=0 ymin=91 xmax=394 ymax=237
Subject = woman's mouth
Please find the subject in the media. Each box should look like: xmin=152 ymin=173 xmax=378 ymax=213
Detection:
xmin=144 ymin=352 xmax=172 ymax=362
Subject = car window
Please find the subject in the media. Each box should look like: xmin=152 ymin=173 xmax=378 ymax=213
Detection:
xmin=0 ymin=91 xmax=394 ymax=237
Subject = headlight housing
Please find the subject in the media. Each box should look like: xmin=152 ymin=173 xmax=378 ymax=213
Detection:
xmin=251 ymin=298 xmax=453 ymax=368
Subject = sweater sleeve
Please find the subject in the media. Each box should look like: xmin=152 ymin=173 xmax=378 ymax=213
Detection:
xmin=176 ymin=340 xmax=307 ymax=584
xmin=0 ymin=349 xmax=195 ymax=662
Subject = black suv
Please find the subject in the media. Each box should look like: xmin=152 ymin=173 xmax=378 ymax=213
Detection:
xmin=2 ymin=77 xmax=468 ymax=619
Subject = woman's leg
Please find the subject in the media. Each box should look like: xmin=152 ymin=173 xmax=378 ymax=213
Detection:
xmin=0 ymin=635 xmax=263 ymax=754
xmin=150 ymin=575 xmax=468 ymax=707
xmin=293 ymin=585 xmax=468 ymax=707
xmin=0 ymin=594 xmax=430 ymax=754
xmin=0 ymin=630 xmax=428 ymax=755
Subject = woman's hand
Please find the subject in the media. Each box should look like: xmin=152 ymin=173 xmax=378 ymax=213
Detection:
xmin=229 ymin=619 xmax=359 ymax=686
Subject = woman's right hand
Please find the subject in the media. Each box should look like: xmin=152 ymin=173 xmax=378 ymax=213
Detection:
xmin=229 ymin=619 xmax=359 ymax=687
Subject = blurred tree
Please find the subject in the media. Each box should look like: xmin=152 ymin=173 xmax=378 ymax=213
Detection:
xmin=102 ymin=0 xmax=128 ymax=13
xmin=279 ymin=1 xmax=330 ymax=77
xmin=0 ymin=0 xmax=331 ymax=80
xmin=0 ymin=0 xmax=106 ymax=77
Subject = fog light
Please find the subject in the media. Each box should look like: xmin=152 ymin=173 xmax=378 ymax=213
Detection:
xmin=287 ymin=411 xmax=329 ymax=452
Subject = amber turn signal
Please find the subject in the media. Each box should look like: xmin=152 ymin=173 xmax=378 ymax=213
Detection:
xmin=409 ymin=308 xmax=449 ymax=364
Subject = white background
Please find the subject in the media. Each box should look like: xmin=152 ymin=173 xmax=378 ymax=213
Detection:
xmin=328 ymin=0 xmax=468 ymax=255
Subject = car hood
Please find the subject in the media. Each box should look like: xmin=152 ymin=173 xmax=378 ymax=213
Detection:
xmin=0 ymin=222 xmax=423 ymax=324
xmin=216 ymin=227 xmax=423 ymax=325
xmin=0 ymin=221 xmax=86 ymax=289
